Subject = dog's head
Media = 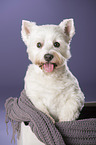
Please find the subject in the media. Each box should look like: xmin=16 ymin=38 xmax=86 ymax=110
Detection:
xmin=21 ymin=19 xmax=75 ymax=73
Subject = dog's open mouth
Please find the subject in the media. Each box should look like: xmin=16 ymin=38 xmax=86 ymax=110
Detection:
xmin=39 ymin=63 xmax=57 ymax=72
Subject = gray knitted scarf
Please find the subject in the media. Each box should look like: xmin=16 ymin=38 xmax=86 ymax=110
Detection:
xmin=5 ymin=90 xmax=96 ymax=145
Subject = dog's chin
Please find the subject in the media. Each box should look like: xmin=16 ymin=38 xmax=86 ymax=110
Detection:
xmin=39 ymin=62 xmax=57 ymax=73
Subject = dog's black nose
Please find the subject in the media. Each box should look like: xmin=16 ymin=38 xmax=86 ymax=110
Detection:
xmin=44 ymin=54 xmax=54 ymax=62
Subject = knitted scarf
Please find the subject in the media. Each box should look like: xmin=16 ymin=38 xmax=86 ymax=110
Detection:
xmin=5 ymin=90 xmax=96 ymax=145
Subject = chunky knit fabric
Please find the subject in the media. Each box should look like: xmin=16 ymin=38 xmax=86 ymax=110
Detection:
xmin=5 ymin=90 xmax=96 ymax=145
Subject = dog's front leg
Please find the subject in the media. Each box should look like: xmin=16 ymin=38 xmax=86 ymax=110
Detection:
xmin=34 ymin=102 xmax=55 ymax=123
xmin=59 ymin=98 xmax=83 ymax=121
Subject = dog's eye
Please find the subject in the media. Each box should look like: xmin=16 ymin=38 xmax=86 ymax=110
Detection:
xmin=37 ymin=42 xmax=42 ymax=48
xmin=54 ymin=42 xmax=60 ymax=48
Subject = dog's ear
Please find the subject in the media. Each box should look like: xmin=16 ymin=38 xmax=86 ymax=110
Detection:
xmin=21 ymin=20 xmax=36 ymax=46
xmin=59 ymin=19 xmax=75 ymax=43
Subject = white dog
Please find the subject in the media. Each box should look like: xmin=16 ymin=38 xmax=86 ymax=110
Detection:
xmin=17 ymin=19 xmax=85 ymax=145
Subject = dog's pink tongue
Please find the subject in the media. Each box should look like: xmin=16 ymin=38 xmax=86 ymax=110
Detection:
xmin=43 ymin=63 xmax=54 ymax=72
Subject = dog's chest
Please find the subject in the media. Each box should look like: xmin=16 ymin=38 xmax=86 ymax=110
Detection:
xmin=24 ymin=65 xmax=65 ymax=110
xmin=25 ymin=71 xmax=63 ymax=100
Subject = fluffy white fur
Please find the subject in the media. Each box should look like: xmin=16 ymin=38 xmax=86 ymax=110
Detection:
xmin=17 ymin=19 xmax=85 ymax=145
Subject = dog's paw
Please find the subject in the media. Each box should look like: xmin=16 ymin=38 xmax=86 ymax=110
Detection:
xmin=36 ymin=104 xmax=55 ymax=123
xmin=59 ymin=109 xmax=79 ymax=122
xmin=45 ymin=113 xmax=55 ymax=123
xmin=49 ymin=116 xmax=55 ymax=123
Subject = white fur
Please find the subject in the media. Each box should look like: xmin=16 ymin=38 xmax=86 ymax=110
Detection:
xmin=18 ymin=19 xmax=85 ymax=145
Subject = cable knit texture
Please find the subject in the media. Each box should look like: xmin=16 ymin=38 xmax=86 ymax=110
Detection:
xmin=5 ymin=90 xmax=96 ymax=145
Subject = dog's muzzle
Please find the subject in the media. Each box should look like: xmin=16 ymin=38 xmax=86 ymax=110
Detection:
xmin=39 ymin=53 xmax=57 ymax=73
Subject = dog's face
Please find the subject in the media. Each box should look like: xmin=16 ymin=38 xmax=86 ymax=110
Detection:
xmin=21 ymin=19 xmax=75 ymax=73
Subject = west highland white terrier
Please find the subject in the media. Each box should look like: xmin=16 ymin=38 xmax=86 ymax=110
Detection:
xmin=17 ymin=19 xmax=85 ymax=145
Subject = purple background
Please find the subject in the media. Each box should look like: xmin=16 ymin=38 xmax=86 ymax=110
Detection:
xmin=0 ymin=0 xmax=96 ymax=144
